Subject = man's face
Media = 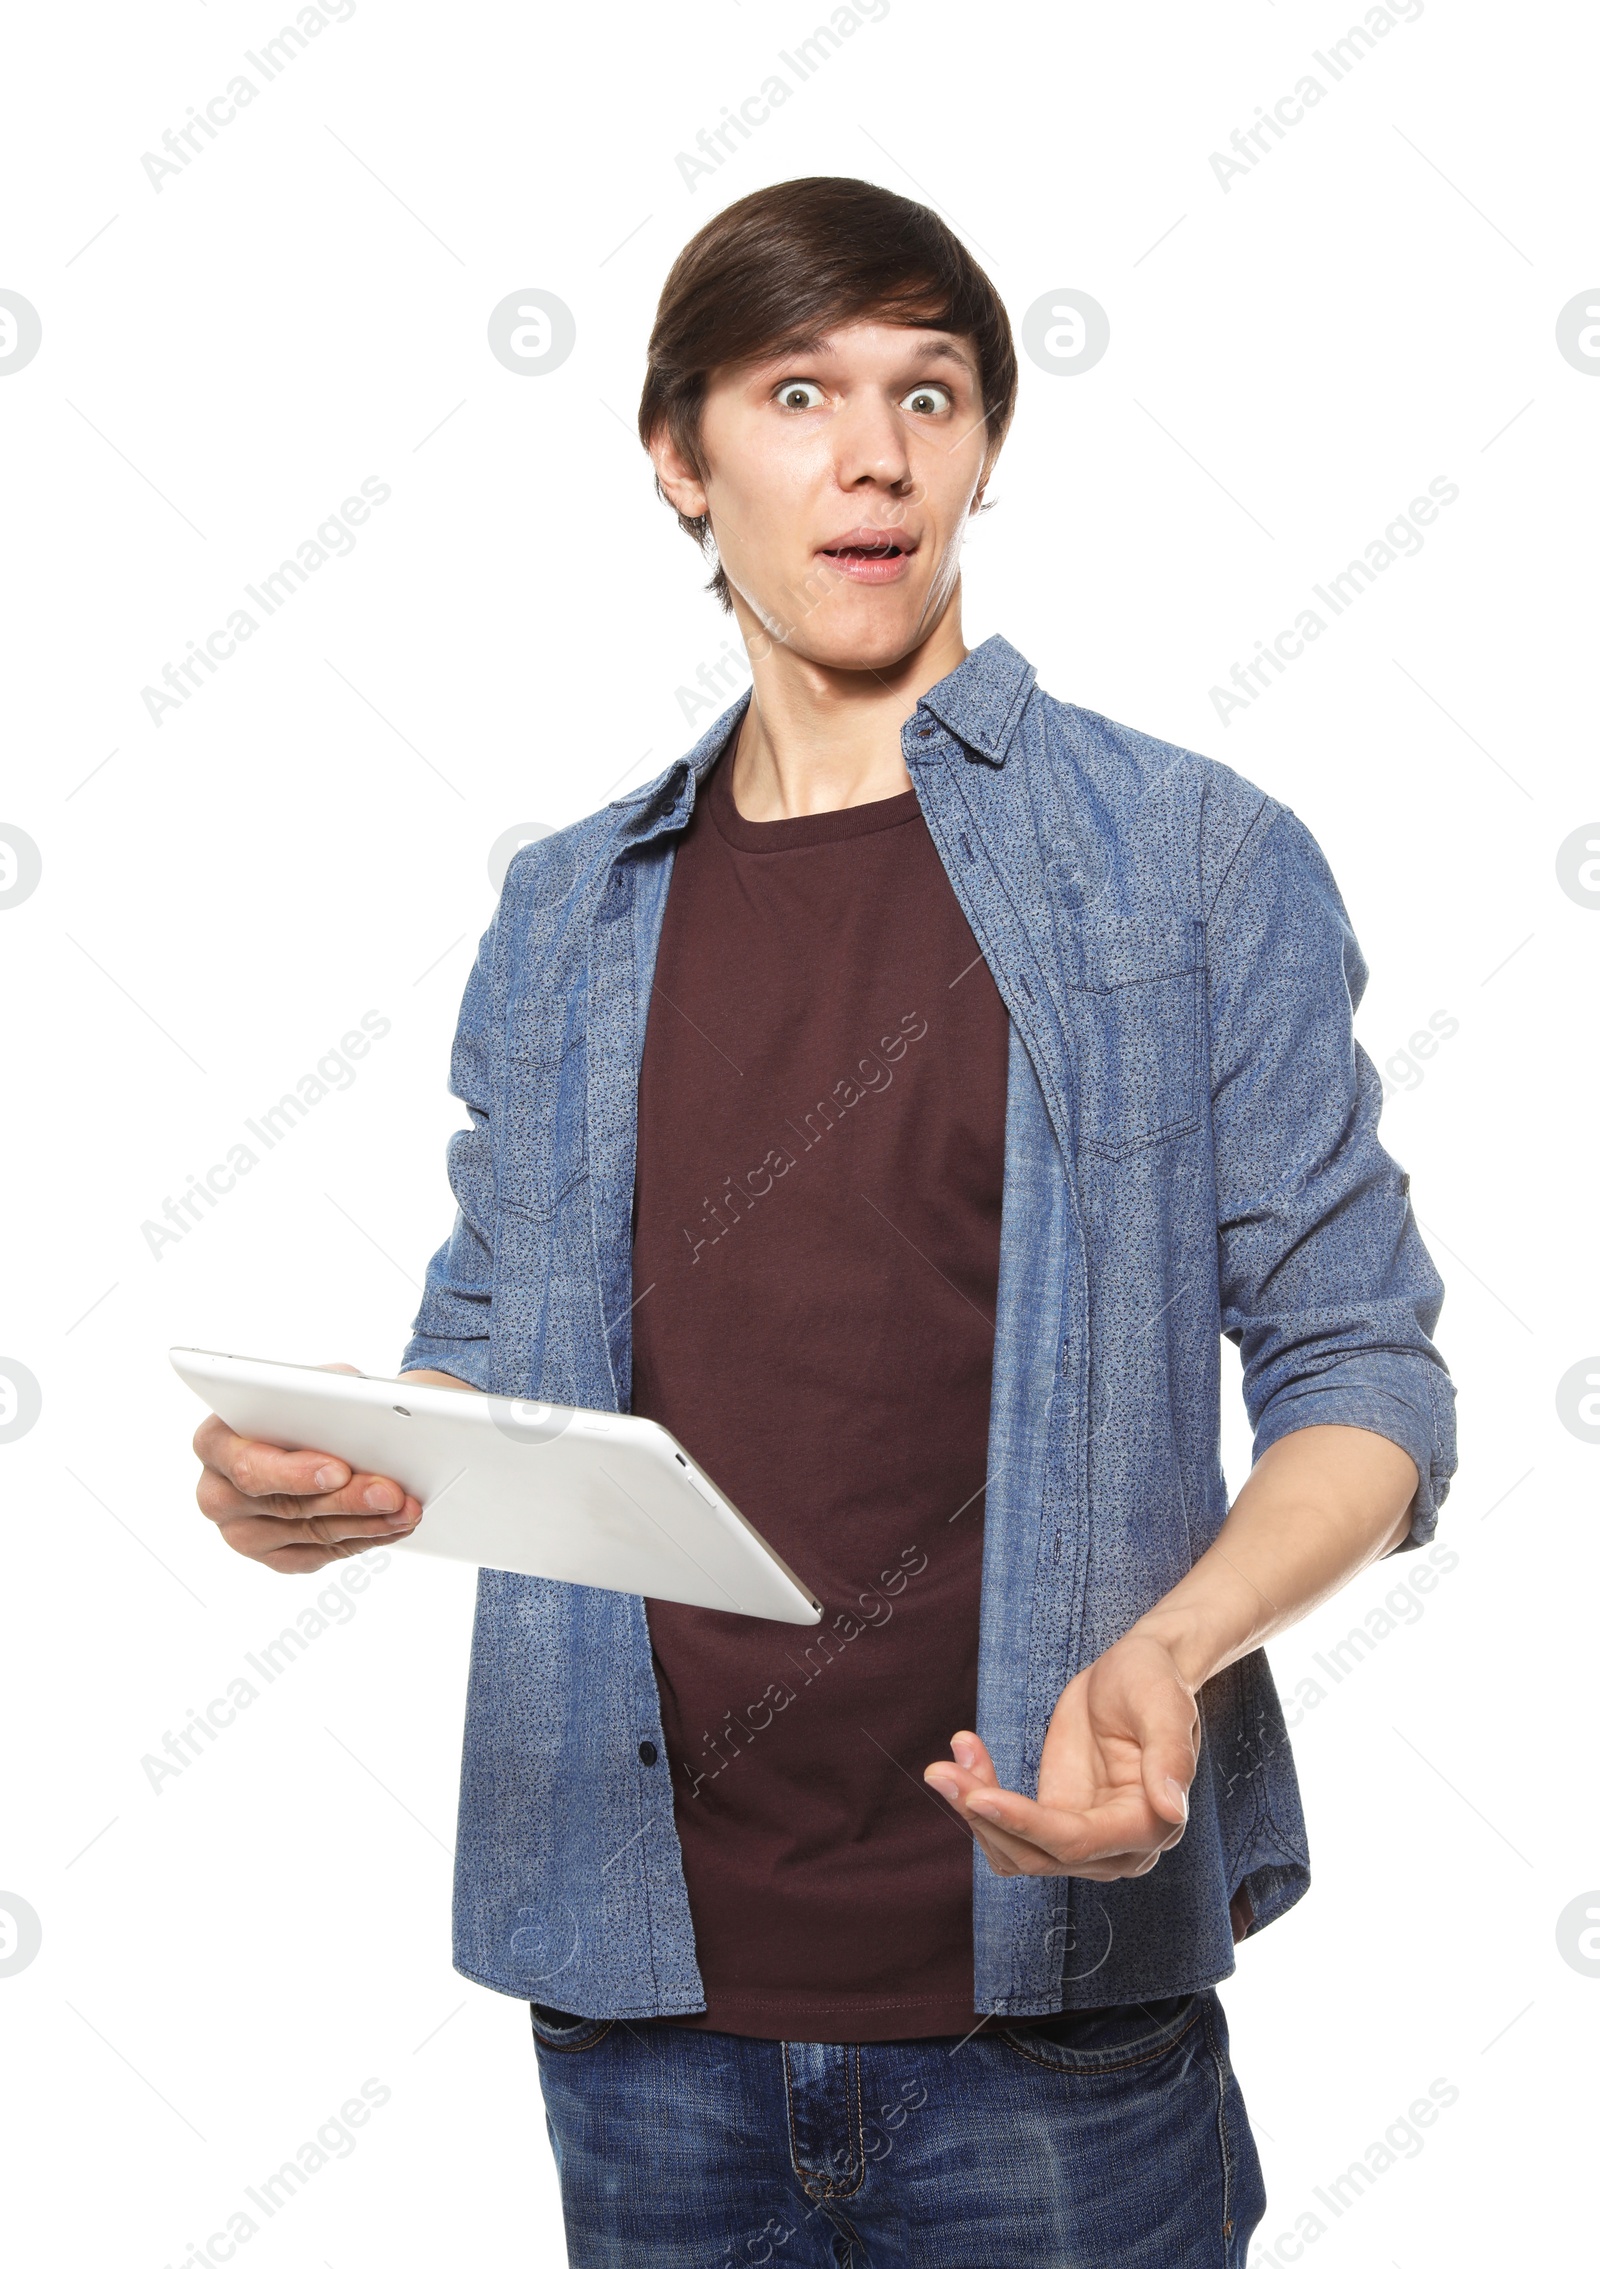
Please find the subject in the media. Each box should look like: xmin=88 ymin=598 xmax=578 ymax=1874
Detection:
xmin=657 ymin=320 xmax=997 ymax=670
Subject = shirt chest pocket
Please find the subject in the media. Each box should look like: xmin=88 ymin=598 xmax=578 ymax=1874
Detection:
xmin=1056 ymin=909 xmax=1204 ymax=1159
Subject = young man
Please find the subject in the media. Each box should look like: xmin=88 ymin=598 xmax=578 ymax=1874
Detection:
xmin=193 ymin=178 xmax=1457 ymax=2265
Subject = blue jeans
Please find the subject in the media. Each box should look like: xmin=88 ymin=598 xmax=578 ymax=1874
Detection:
xmin=530 ymin=1990 xmax=1266 ymax=2267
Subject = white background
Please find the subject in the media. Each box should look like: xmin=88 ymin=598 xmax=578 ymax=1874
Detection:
xmin=1 ymin=1 xmax=1595 ymax=2262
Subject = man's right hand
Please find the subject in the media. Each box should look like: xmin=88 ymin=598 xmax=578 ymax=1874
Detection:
xmin=192 ymin=1364 xmax=474 ymax=1575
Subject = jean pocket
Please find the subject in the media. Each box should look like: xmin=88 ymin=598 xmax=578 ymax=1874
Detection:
xmin=529 ymin=2003 xmax=615 ymax=2053
xmin=999 ymin=1991 xmax=1203 ymax=2074
xmin=1058 ymin=912 xmax=1203 ymax=1159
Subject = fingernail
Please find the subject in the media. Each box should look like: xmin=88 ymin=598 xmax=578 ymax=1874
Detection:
xmin=967 ymin=1797 xmax=1002 ymax=1822
xmin=314 ymin=1465 xmax=343 ymax=1491
xmin=953 ymin=1737 xmax=976 ymax=1768
xmin=385 ymin=1509 xmax=416 ymax=1528
xmin=364 ymin=1483 xmax=399 ymax=1511
xmin=1165 ymin=1777 xmax=1189 ymax=1819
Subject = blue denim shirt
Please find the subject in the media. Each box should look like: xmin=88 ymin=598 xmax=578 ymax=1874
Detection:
xmin=402 ymin=633 xmax=1456 ymax=2017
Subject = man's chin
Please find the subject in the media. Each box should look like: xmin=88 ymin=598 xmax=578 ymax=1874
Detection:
xmin=743 ymin=586 xmax=951 ymax=675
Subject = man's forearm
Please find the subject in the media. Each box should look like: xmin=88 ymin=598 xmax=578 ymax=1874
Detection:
xmin=1132 ymin=1423 xmax=1418 ymax=1693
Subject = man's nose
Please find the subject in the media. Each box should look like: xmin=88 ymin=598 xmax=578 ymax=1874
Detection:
xmin=831 ymin=393 xmax=915 ymax=489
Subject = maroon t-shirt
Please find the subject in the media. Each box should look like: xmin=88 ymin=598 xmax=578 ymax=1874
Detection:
xmin=628 ymin=742 xmax=1010 ymax=2041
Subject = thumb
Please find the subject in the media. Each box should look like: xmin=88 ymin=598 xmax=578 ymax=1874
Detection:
xmin=1149 ymin=1764 xmax=1191 ymax=1829
xmin=1135 ymin=1700 xmax=1198 ymax=1828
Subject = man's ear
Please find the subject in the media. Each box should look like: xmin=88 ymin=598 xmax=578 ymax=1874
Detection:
xmin=969 ymin=441 xmax=1002 ymax=516
xmin=647 ymin=422 xmax=709 ymax=521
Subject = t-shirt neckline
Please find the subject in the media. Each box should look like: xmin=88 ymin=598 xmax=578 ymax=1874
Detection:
xmin=705 ymin=744 xmax=922 ymax=853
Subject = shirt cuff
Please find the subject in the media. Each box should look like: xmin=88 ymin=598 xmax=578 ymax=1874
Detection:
xmin=1250 ymin=1355 xmax=1453 ymax=1550
xmin=398 ymin=1332 xmax=491 ymax=1392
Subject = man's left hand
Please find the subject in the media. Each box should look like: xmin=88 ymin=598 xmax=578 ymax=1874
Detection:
xmin=923 ymin=1630 xmax=1199 ymax=1880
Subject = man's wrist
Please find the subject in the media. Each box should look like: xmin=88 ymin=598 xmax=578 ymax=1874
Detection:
xmin=1125 ymin=1605 xmax=1236 ymax=1696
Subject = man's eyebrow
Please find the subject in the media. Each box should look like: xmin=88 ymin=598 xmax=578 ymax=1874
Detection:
xmin=906 ymin=337 xmax=976 ymax=373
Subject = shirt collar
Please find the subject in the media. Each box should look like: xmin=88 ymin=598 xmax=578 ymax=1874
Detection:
xmin=912 ymin=632 xmax=1038 ymax=765
xmin=613 ymin=630 xmax=1037 ymax=843
xmin=611 ymin=689 xmax=752 ymax=844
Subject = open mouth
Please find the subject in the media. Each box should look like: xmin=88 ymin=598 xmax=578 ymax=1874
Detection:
xmin=816 ymin=530 xmax=919 ymax=582
xmin=821 ymin=540 xmax=912 ymax=559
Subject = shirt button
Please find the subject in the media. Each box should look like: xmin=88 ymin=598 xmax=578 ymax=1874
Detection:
xmin=637 ymin=1740 xmax=658 ymax=1766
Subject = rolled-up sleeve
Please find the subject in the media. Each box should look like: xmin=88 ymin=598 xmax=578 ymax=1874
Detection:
xmin=400 ymin=927 xmax=499 ymax=1389
xmin=1207 ymin=801 xmax=1458 ymax=1545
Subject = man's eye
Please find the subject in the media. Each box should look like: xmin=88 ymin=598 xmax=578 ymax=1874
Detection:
xmin=899 ymin=383 xmax=953 ymax=415
xmin=775 ymin=380 xmax=826 ymax=410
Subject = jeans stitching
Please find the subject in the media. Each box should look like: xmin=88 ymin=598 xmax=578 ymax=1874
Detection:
xmin=781 ymin=2043 xmax=809 ymax=2195
xmin=997 ymin=2001 xmax=1203 ymax=2075
xmin=779 ymin=2044 xmax=867 ymax=2202
xmin=842 ymin=2047 xmax=865 ymax=2200
xmin=530 ymin=2007 xmax=615 ymax=2055
xmin=1203 ymin=1995 xmax=1236 ymax=2254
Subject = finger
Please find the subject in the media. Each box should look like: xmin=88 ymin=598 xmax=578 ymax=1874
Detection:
xmin=960 ymin=1783 xmax=1169 ymax=1870
xmin=195 ymin=1412 xmax=351 ymax=1498
xmin=918 ymin=1776 xmax=1033 ymax=1879
xmin=961 ymin=1805 xmax=1158 ymax=1882
xmin=217 ymin=1500 xmax=422 ymax=1561
xmin=242 ymin=1466 xmax=411 ymax=1521
xmin=317 ymin=1470 xmax=413 ymax=1517
xmin=250 ymin=1533 xmax=398 ymax=1576
xmin=929 ymin=1760 xmax=1107 ymax=1871
xmin=921 ymin=1748 xmax=1028 ymax=1877
xmin=196 ymin=1470 xmax=411 ymax=1530
xmin=210 ymin=1428 xmax=356 ymax=1501
xmin=950 ymin=1729 xmax=999 ymax=1786
xmin=923 ymin=1729 xmax=1000 ymax=1807
xmin=301 ymin=1498 xmax=422 ymax=1553
xmin=1145 ymin=1769 xmax=1191 ymax=1832
xmin=967 ymin=1810 xmax=1052 ymax=1877
xmin=977 ymin=1817 xmax=1173 ymax=1882
xmin=970 ymin=1826 xmax=1022 ymax=1878
xmin=925 ymin=1755 xmax=1051 ymax=1824
xmin=1135 ymin=1715 xmax=1200 ymax=1830
xmin=197 ymin=1465 xmax=422 ymax=1533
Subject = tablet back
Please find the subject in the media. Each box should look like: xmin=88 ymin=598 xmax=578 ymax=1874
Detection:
xmin=171 ymin=1348 xmax=822 ymax=1625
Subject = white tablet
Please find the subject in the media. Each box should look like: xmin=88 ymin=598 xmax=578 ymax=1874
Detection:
xmin=171 ymin=1348 xmax=822 ymax=1625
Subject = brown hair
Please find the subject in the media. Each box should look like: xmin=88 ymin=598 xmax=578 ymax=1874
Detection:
xmin=637 ymin=176 xmax=1017 ymax=613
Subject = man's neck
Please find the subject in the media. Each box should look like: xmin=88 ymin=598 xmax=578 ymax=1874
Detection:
xmin=724 ymin=602 xmax=969 ymax=821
